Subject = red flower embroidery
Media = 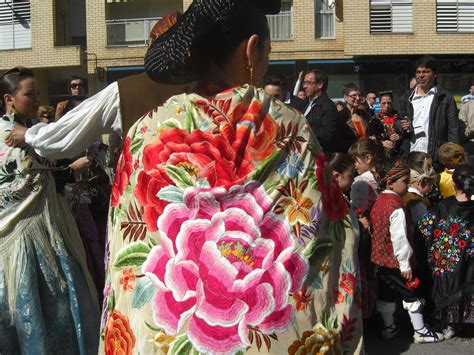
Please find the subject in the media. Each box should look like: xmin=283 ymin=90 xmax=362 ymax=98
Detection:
xmin=134 ymin=128 xmax=253 ymax=231
xmin=111 ymin=137 xmax=133 ymax=207
xmin=119 ymin=268 xmax=136 ymax=291
xmin=458 ymin=239 xmax=467 ymax=249
xmin=340 ymin=272 xmax=356 ymax=295
xmin=105 ymin=310 xmax=136 ymax=355
xmin=434 ymin=229 xmax=442 ymax=238
xmin=449 ymin=224 xmax=460 ymax=235
xmin=315 ymin=154 xmax=348 ymax=221
xmin=292 ymin=286 xmax=313 ymax=311
xmin=333 ymin=289 xmax=344 ymax=304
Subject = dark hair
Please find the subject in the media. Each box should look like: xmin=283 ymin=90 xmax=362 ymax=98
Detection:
xmin=348 ymin=138 xmax=384 ymax=162
xmin=305 ymin=69 xmax=329 ymax=92
xmin=0 ymin=67 xmax=35 ymax=106
xmin=191 ymin=3 xmax=269 ymax=77
xmin=342 ymin=82 xmax=360 ymax=96
xmin=407 ymin=151 xmax=431 ymax=169
xmin=263 ymin=74 xmax=289 ymax=91
xmin=453 ymin=164 xmax=474 ymax=198
xmin=415 ymin=55 xmax=438 ymax=74
xmin=326 ymin=152 xmax=354 ymax=174
xmin=67 ymin=76 xmax=86 ymax=94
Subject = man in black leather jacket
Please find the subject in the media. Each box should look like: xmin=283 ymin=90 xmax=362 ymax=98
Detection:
xmin=397 ymin=56 xmax=459 ymax=163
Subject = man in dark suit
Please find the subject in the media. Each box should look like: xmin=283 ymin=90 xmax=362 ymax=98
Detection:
xmin=302 ymin=69 xmax=341 ymax=152
xmin=263 ymin=74 xmax=307 ymax=113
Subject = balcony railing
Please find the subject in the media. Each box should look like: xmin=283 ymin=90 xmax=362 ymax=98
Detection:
xmin=267 ymin=11 xmax=293 ymax=40
xmin=106 ymin=17 xmax=162 ymax=47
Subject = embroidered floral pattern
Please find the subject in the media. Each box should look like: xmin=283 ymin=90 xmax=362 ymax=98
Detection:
xmin=105 ymin=310 xmax=136 ymax=355
xmin=419 ymin=214 xmax=474 ymax=275
xmin=142 ymin=182 xmax=308 ymax=353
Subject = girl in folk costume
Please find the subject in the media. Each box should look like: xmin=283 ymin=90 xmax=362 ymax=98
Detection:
xmin=0 ymin=67 xmax=100 ymax=353
xmin=404 ymin=153 xmax=437 ymax=304
xmin=419 ymin=165 xmax=474 ymax=339
xmin=370 ymin=161 xmax=444 ymax=343
xmin=348 ymin=138 xmax=385 ymax=318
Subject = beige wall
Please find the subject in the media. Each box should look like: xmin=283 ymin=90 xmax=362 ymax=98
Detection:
xmin=0 ymin=0 xmax=83 ymax=72
xmin=344 ymin=0 xmax=474 ymax=56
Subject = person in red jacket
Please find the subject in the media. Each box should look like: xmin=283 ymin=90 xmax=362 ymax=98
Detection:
xmin=370 ymin=161 xmax=444 ymax=344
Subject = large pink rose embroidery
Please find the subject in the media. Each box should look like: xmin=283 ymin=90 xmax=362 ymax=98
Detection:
xmin=142 ymin=182 xmax=308 ymax=354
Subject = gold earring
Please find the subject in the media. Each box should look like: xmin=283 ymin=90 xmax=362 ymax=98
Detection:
xmin=246 ymin=63 xmax=254 ymax=85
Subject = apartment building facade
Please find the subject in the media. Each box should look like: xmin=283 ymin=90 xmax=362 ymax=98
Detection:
xmin=1 ymin=0 xmax=473 ymax=105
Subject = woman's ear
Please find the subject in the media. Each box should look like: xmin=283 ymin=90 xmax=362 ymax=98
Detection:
xmin=365 ymin=154 xmax=373 ymax=165
xmin=245 ymin=34 xmax=260 ymax=69
xmin=332 ymin=170 xmax=340 ymax=182
xmin=4 ymin=94 xmax=14 ymax=109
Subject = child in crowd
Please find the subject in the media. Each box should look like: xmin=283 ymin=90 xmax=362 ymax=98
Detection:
xmin=419 ymin=165 xmax=474 ymax=339
xmin=349 ymin=139 xmax=385 ymax=318
xmin=370 ymin=161 xmax=444 ymax=343
xmin=405 ymin=153 xmax=437 ymax=303
xmin=437 ymin=142 xmax=468 ymax=199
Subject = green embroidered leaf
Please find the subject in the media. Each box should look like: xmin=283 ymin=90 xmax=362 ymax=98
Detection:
xmin=163 ymin=118 xmax=183 ymax=129
xmin=263 ymin=179 xmax=281 ymax=194
xmin=130 ymin=138 xmax=144 ymax=154
xmin=145 ymin=321 xmax=162 ymax=332
xmin=148 ymin=237 xmax=158 ymax=249
xmin=125 ymin=185 xmax=133 ymax=194
xmin=252 ymin=149 xmax=285 ymax=181
xmin=113 ymin=242 xmax=151 ymax=268
xmin=107 ymin=288 xmax=115 ymax=312
xmin=168 ymin=333 xmax=200 ymax=355
xmin=115 ymin=207 xmax=127 ymax=219
xmin=184 ymin=110 xmax=196 ymax=133
xmin=164 ymin=165 xmax=195 ymax=188
xmin=158 ymin=185 xmax=185 ymax=203
xmin=132 ymin=277 xmax=156 ymax=309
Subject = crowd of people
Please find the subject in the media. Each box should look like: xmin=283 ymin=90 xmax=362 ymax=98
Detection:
xmin=0 ymin=0 xmax=473 ymax=354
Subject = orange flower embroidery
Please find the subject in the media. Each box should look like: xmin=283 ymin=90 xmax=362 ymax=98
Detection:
xmin=120 ymin=268 xmax=136 ymax=291
xmin=105 ymin=310 xmax=136 ymax=355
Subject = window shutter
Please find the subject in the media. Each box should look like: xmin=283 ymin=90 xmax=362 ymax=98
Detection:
xmin=0 ymin=0 xmax=31 ymax=50
xmin=458 ymin=0 xmax=474 ymax=32
xmin=370 ymin=0 xmax=392 ymax=33
xmin=437 ymin=0 xmax=459 ymax=32
xmin=392 ymin=0 xmax=413 ymax=32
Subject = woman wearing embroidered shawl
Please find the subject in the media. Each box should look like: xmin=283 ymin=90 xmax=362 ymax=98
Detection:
xmin=0 ymin=69 xmax=100 ymax=353
xmin=4 ymin=1 xmax=363 ymax=353
xmin=98 ymin=1 xmax=363 ymax=354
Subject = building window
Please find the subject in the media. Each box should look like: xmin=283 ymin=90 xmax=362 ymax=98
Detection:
xmin=370 ymin=0 xmax=413 ymax=33
xmin=267 ymin=1 xmax=293 ymax=40
xmin=315 ymin=0 xmax=336 ymax=38
xmin=437 ymin=0 xmax=474 ymax=32
xmin=0 ymin=0 xmax=31 ymax=50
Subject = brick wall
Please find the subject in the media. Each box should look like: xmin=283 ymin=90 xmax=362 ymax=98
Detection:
xmin=344 ymin=0 xmax=474 ymax=56
xmin=0 ymin=0 xmax=83 ymax=72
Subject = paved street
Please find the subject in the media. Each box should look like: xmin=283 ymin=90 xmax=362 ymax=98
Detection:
xmin=364 ymin=312 xmax=474 ymax=355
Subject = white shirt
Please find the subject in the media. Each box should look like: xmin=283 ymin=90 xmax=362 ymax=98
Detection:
xmin=461 ymin=93 xmax=474 ymax=105
xmin=383 ymin=190 xmax=413 ymax=272
xmin=410 ymin=86 xmax=437 ymax=153
xmin=25 ymin=82 xmax=122 ymax=160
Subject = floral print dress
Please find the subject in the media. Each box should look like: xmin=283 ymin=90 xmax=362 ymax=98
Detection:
xmin=100 ymin=85 xmax=363 ymax=354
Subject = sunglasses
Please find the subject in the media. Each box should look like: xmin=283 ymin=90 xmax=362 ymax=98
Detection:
xmin=70 ymin=83 xmax=84 ymax=89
